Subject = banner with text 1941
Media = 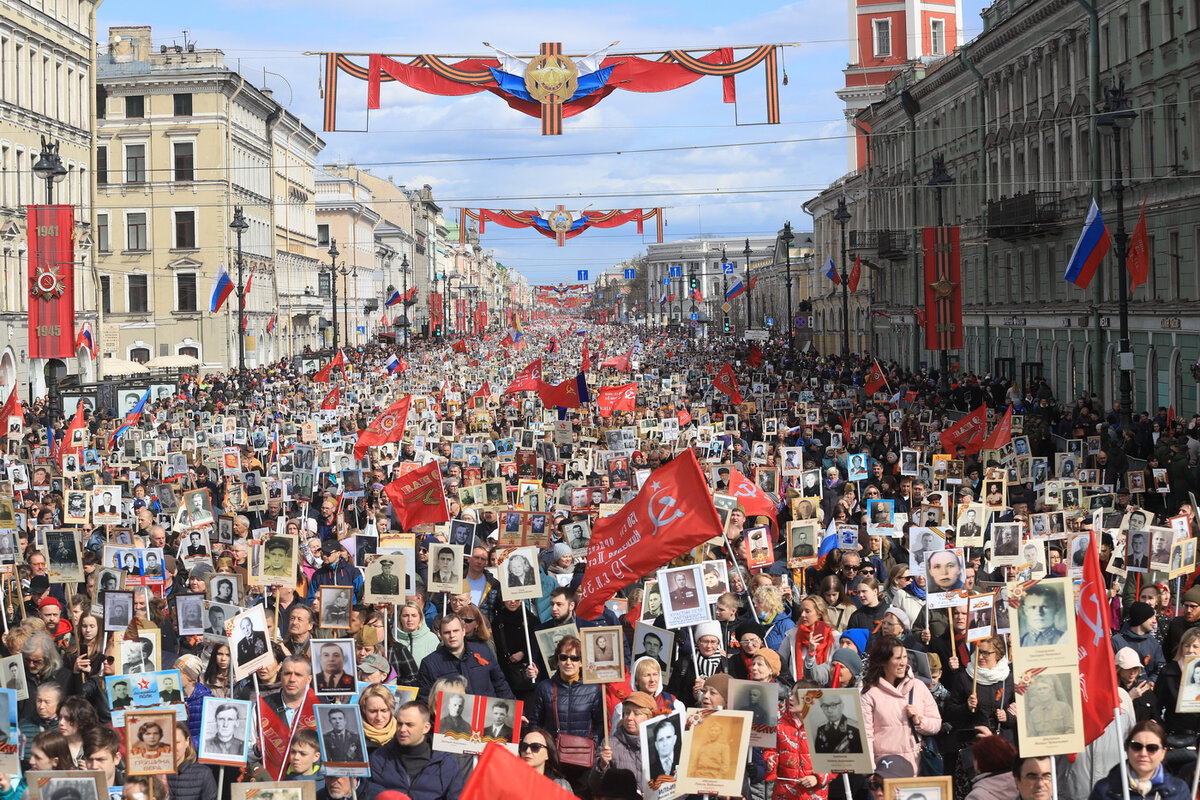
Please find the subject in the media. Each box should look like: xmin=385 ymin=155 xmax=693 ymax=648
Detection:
xmin=27 ymin=205 xmax=76 ymax=359
xmin=923 ymin=225 xmax=962 ymax=352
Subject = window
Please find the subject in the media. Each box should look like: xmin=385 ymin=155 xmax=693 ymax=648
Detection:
xmin=96 ymin=145 xmax=107 ymax=185
xmin=873 ymin=20 xmax=891 ymax=57
xmin=930 ymin=19 xmax=945 ymax=56
xmin=1165 ymin=0 xmax=1177 ymax=41
xmin=125 ymin=94 xmax=144 ymax=118
xmin=95 ymin=85 xmax=106 ymax=119
xmin=129 ymin=346 xmax=150 ymax=363
xmin=1140 ymin=1 xmax=1153 ymax=51
xmin=125 ymin=143 xmax=145 ymax=183
xmin=317 ymin=224 xmax=330 ymax=247
xmin=174 ymin=210 xmax=196 ymax=249
xmin=179 ymin=345 xmax=199 ymax=359
xmin=128 ymin=274 xmax=148 ymax=313
xmin=176 ymin=272 xmax=197 ymax=311
xmin=100 ymin=275 xmax=111 ymax=314
xmin=173 ymin=93 xmax=192 ymax=116
xmin=126 ymin=212 xmax=147 ymax=251
xmin=96 ymin=213 xmax=109 ymax=252
xmin=173 ymin=142 xmax=193 ymax=182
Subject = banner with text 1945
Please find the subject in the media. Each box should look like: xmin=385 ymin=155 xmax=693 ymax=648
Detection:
xmin=27 ymin=205 xmax=76 ymax=359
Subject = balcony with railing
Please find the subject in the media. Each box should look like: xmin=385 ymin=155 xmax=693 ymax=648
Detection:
xmin=985 ymin=191 xmax=1063 ymax=241
xmin=849 ymin=229 xmax=908 ymax=260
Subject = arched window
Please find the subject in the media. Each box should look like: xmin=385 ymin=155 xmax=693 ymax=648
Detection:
xmin=129 ymin=347 xmax=150 ymax=364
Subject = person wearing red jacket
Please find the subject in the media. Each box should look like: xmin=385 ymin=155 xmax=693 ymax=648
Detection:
xmin=768 ymin=681 xmax=831 ymax=800
xmin=38 ymin=597 xmax=73 ymax=651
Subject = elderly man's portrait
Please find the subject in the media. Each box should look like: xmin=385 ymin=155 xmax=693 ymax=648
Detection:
xmin=643 ymin=714 xmax=682 ymax=784
xmin=198 ymin=698 xmax=251 ymax=764
xmin=175 ymin=594 xmax=205 ymax=636
xmin=319 ymin=587 xmax=353 ymax=629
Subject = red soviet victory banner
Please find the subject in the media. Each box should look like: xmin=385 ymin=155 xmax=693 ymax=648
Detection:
xmin=864 ymin=360 xmax=886 ymax=395
xmin=353 ymin=394 xmax=412 ymax=459
xmin=596 ymin=382 xmax=637 ymax=417
xmin=922 ymin=225 xmax=963 ymax=351
xmin=726 ymin=467 xmax=778 ymax=523
xmin=503 ymin=358 xmax=543 ymax=394
xmin=461 ymin=742 xmax=578 ymax=800
xmin=1076 ymin=531 xmax=1118 ymax=744
xmin=982 ymin=405 xmax=1013 ymax=451
xmin=939 ymin=404 xmax=987 ymax=455
xmin=576 ymin=449 xmax=723 ymax=618
xmin=28 ymin=205 xmax=76 ymax=359
xmin=383 ymin=459 xmax=450 ymax=529
xmin=320 ymin=386 xmax=340 ymax=410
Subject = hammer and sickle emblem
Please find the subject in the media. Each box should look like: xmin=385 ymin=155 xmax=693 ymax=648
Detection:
xmin=648 ymin=487 xmax=685 ymax=536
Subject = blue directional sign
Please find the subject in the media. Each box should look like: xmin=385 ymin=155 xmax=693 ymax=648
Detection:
xmin=722 ymin=261 xmax=735 ymax=274
xmin=577 ymin=270 xmax=588 ymax=281
xmin=662 ymin=277 xmax=671 ymax=286
xmin=669 ymin=266 xmax=682 ymax=278
xmin=765 ymin=317 xmax=775 ymax=326
xmin=623 ymin=268 xmax=636 ymax=280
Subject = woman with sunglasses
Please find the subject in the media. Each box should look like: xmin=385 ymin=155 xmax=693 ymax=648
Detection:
xmin=526 ymin=636 xmax=605 ymax=785
xmin=519 ymin=728 xmax=572 ymax=791
xmin=943 ymin=635 xmax=1015 ymax=790
xmin=1087 ymin=720 xmax=1189 ymax=799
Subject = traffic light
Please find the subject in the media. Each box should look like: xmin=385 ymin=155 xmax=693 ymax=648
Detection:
xmin=723 ymin=319 xmax=731 ymax=332
xmin=689 ymin=276 xmax=698 ymax=289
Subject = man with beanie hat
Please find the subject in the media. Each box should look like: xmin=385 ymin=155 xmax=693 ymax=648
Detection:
xmin=1165 ymin=585 xmax=1200 ymax=659
xmin=1112 ymin=601 xmax=1165 ymax=681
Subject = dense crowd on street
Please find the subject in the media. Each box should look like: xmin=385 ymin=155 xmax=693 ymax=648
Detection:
xmin=2 ymin=317 xmax=1200 ymax=800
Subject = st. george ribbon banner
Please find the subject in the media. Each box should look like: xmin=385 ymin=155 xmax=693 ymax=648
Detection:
xmin=922 ymin=225 xmax=962 ymax=351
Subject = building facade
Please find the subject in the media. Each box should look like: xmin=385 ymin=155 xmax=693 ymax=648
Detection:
xmin=96 ymin=26 xmax=323 ymax=370
xmin=0 ymin=0 xmax=101 ymax=400
xmin=809 ymin=0 xmax=1200 ymax=413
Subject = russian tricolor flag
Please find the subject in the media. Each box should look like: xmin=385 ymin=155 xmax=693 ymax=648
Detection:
xmin=210 ymin=263 xmax=234 ymax=313
xmin=1063 ymin=200 xmax=1111 ymax=289
xmin=725 ymin=279 xmax=745 ymax=301
xmin=385 ymin=289 xmax=402 ymax=307
xmin=823 ymin=257 xmax=840 ymax=285
xmin=385 ymin=354 xmax=402 ymax=374
xmin=109 ymin=387 xmax=150 ymax=449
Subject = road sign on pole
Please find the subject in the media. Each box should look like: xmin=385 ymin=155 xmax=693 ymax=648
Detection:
xmin=577 ymin=270 xmax=588 ymax=281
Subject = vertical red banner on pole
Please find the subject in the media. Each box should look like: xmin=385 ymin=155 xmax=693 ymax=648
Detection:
xmin=922 ymin=225 xmax=962 ymax=351
xmin=475 ymin=301 xmax=488 ymax=332
xmin=429 ymin=292 xmax=443 ymax=329
xmin=27 ymin=205 xmax=76 ymax=359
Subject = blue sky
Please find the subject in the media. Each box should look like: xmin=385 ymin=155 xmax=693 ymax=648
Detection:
xmin=99 ymin=0 xmax=991 ymax=285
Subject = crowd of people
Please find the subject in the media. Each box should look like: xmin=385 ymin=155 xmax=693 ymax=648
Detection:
xmin=2 ymin=316 xmax=1200 ymax=800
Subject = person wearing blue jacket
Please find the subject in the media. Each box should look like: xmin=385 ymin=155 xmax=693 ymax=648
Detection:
xmin=1111 ymin=602 xmax=1166 ymax=683
xmin=366 ymin=702 xmax=467 ymax=800
xmin=306 ymin=540 xmax=363 ymax=603
xmin=415 ymin=614 xmax=513 ymax=704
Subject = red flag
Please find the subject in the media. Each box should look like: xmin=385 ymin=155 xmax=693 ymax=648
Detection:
xmin=576 ymin=450 xmax=723 ymax=618
xmin=939 ymin=404 xmax=987 ymax=455
xmin=312 ymin=350 xmax=348 ymax=384
xmin=849 ymin=255 xmax=861 ymax=293
xmin=982 ymin=405 xmax=1013 ymax=451
xmin=383 ymin=460 xmax=450 ymax=530
xmin=0 ymin=386 xmax=23 ymax=424
xmin=353 ymin=395 xmax=412 ymax=460
xmin=471 ymin=381 xmax=491 ymax=400
xmin=677 ymin=408 xmax=692 ymax=427
xmin=596 ymin=382 xmax=637 ymax=417
xmin=258 ymin=690 xmax=317 ymax=779
xmin=864 ymin=360 xmax=886 ymax=395
xmin=452 ymin=339 xmax=469 ymax=353
xmin=1127 ymin=199 xmax=1149 ymax=294
xmin=726 ymin=467 xmax=778 ymax=522
xmin=537 ymin=373 xmax=588 ymax=409
xmin=747 ymin=344 xmax=763 ymax=368
xmin=713 ymin=362 xmax=743 ymax=404
xmin=1168 ymin=405 xmax=1176 ymax=428
xmin=600 ymin=350 xmax=631 ymax=372
xmin=1077 ymin=532 xmax=1118 ymax=744
xmin=503 ymin=359 xmax=543 ymax=394
xmin=581 ymin=342 xmax=591 ymax=371
xmin=320 ymin=387 xmax=340 ymax=410
xmin=59 ymin=403 xmax=87 ymax=466
xmin=914 ymin=308 xmax=927 ymax=328
xmin=461 ymin=742 xmax=577 ymax=800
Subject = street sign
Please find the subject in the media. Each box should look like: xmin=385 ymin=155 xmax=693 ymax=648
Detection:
xmin=690 ymin=320 xmax=699 ymax=327
xmin=765 ymin=317 xmax=775 ymax=326
xmin=794 ymin=317 xmax=808 ymax=329
xmin=577 ymin=270 xmax=589 ymax=281
xmin=722 ymin=262 xmax=735 ymax=274
xmin=743 ymin=330 xmax=769 ymax=341
xmin=669 ymin=266 xmax=682 ymax=278
xmin=623 ymin=268 xmax=636 ymax=280
xmin=721 ymin=302 xmax=732 ymax=312
xmin=662 ymin=277 xmax=670 ymax=285
xmin=689 ymin=312 xmax=699 ymax=321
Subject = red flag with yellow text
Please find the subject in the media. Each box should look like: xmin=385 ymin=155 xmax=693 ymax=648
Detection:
xmin=576 ymin=450 xmax=723 ymax=618
xmin=383 ymin=460 xmax=450 ymax=529
xmin=864 ymin=360 xmax=886 ymax=395
xmin=503 ymin=359 xmax=543 ymax=395
xmin=353 ymin=395 xmax=412 ymax=460
xmin=939 ymin=404 xmax=987 ymax=455
xmin=726 ymin=467 xmax=778 ymax=523
xmin=596 ymin=383 xmax=638 ymax=417
xmin=1076 ymin=532 xmax=1118 ymax=744
xmin=713 ymin=362 xmax=743 ymax=404
xmin=320 ymin=386 xmax=340 ymax=410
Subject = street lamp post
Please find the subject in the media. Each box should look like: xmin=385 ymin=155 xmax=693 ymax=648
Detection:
xmin=927 ymin=154 xmax=954 ymax=389
xmin=1098 ymin=82 xmax=1138 ymax=429
xmin=832 ymin=201 xmax=852 ymax=358
xmin=31 ymin=135 xmax=67 ymax=205
xmin=399 ymin=253 xmax=410 ymax=348
xmin=326 ymin=239 xmax=340 ymax=352
xmin=720 ymin=245 xmax=729 ymax=333
xmin=342 ymin=263 xmax=357 ymax=348
xmin=780 ymin=222 xmax=795 ymax=361
xmin=743 ymin=238 xmax=753 ymax=330
xmin=229 ymin=207 xmax=249 ymax=374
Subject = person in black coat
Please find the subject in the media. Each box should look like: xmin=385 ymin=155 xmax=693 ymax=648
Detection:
xmin=415 ymin=614 xmax=513 ymax=704
xmin=491 ymin=600 xmax=541 ymax=702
